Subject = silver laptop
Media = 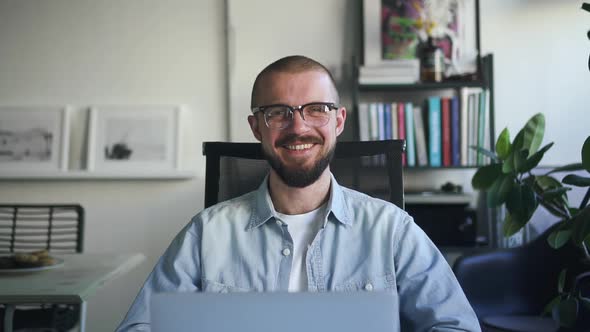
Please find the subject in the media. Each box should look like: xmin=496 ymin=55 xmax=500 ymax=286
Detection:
xmin=151 ymin=291 xmax=398 ymax=332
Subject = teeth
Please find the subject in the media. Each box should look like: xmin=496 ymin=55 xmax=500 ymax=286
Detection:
xmin=285 ymin=144 xmax=313 ymax=151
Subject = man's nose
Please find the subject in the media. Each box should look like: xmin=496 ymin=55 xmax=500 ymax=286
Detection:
xmin=287 ymin=109 xmax=311 ymax=132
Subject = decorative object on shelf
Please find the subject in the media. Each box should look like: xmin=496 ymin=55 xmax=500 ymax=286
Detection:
xmin=419 ymin=36 xmax=444 ymax=82
xmin=362 ymin=0 xmax=478 ymax=78
xmin=0 ymin=106 xmax=70 ymax=173
xmin=86 ymin=105 xmax=182 ymax=173
xmin=471 ymin=113 xmax=590 ymax=329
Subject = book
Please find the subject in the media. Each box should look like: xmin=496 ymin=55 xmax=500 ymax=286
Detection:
xmin=369 ymin=103 xmax=379 ymax=141
xmin=427 ymin=97 xmax=442 ymax=167
xmin=390 ymin=103 xmax=398 ymax=139
xmin=358 ymin=103 xmax=370 ymax=141
xmin=477 ymin=90 xmax=487 ymax=165
xmin=383 ymin=103 xmax=392 ymax=139
xmin=397 ymin=103 xmax=406 ymax=166
xmin=413 ymin=106 xmax=428 ymax=166
xmin=441 ymin=97 xmax=451 ymax=167
xmin=460 ymin=88 xmax=470 ymax=166
xmin=483 ymin=90 xmax=491 ymax=164
xmin=377 ymin=103 xmax=385 ymax=141
xmin=451 ymin=96 xmax=461 ymax=166
xmin=404 ymin=103 xmax=416 ymax=167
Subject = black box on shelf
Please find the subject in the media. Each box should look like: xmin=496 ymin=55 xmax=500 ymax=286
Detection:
xmin=405 ymin=203 xmax=477 ymax=247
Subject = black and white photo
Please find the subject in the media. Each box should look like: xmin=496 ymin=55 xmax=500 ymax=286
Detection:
xmin=0 ymin=106 xmax=70 ymax=172
xmin=87 ymin=106 xmax=181 ymax=172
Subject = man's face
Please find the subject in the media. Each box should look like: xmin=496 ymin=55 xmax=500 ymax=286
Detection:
xmin=248 ymin=70 xmax=346 ymax=188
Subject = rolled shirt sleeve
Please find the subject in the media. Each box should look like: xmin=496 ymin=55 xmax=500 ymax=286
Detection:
xmin=393 ymin=216 xmax=481 ymax=332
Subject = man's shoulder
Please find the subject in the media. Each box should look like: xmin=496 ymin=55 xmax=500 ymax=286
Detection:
xmin=338 ymin=186 xmax=410 ymax=222
xmin=190 ymin=191 xmax=257 ymax=227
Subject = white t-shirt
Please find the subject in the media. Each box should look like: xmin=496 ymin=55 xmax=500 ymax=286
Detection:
xmin=276 ymin=204 xmax=326 ymax=292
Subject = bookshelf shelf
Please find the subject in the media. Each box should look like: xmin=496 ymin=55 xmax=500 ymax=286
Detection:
xmin=358 ymin=80 xmax=486 ymax=92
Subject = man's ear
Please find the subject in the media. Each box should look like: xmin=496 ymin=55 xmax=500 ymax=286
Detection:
xmin=248 ymin=115 xmax=262 ymax=141
xmin=335 ymin=107 xmax=347 ymax=136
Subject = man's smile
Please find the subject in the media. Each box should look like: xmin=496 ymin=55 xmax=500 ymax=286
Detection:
xmin=284 ymin=143 xmax=315 ymax=151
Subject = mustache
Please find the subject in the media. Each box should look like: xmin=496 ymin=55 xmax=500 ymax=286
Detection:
xmin=276 ymin=134 xmax=323 ymax=147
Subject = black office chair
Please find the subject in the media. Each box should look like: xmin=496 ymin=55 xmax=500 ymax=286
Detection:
xmin=202 ymin=140 xmax=405 ymax=209
xmin=0 ymin=204 xmax=84 ymax=332
xmin=453 ymin=223 xmax=586 ymax=331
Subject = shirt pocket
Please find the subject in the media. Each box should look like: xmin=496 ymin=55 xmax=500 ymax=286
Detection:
xmin=333 ymin=273 xmax=396 ymax=292
xmin=201 ymin=279 xmax=250 ymax=293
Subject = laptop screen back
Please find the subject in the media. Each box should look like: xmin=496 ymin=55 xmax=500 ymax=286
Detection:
xmin=151 ymin=291 xmax=398 ymax=332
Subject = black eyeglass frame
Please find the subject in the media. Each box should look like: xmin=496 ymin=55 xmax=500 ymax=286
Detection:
xmin=251 ymin=102 xmax=339 ymax=129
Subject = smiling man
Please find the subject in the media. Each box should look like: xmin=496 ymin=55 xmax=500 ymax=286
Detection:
xmin=116 ymin=56 xmax=481 ymax=332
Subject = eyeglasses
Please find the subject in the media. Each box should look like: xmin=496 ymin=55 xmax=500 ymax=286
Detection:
xmin=251 ymin=102 xmax=338 ymax=130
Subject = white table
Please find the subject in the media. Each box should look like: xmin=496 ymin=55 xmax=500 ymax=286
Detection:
xmin=0 ymin=253 xmax=145 ymax=332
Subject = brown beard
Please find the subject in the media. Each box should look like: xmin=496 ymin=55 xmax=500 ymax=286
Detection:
xmin=263 ymin=137 xmax=335 ymax=188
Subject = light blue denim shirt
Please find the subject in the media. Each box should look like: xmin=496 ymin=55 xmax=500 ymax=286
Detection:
xmin=117 ymin=174 xmax=481 ymax=332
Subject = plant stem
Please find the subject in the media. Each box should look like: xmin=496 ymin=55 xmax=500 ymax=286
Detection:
xmin=582 ymin=242 xmax=590 ymax=261
xmin=580 ymin=187 xmax=590 ymax=210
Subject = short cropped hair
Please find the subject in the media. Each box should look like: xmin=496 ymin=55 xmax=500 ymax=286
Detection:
xmin=250 ymin=55 xmax=339 ymax=107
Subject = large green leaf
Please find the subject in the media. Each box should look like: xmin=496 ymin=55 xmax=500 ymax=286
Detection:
xmin=472 ymin=164 xmax=502 ymax=190
xmin=558 ymin=298 xmax=578 ymax=328
xmin=502 ymin=212 xmax=528 ymax=237
xmin=572 ymin=205 xmax=590 ymax=246
xmin=537 ymin=175 xmax=569 ymax=207
xmin=521 ymin=113 xmax=545 ymax=157
xmin=545 ymin=163 xmax=584 ymax=175
xmin=562 ymin=174 xmax=590 ymax=187
xmin=548 ymin=229 xmax=572 ymax=249
xmin=487 ymin=174 xmax=514 ymax=207
xmin=502 ymin=131 xmax=524 ymax=174
xmin=514 ymin=149 xmax=529 ymax=173
xmin=496 ymin=128 xmax=511 ymax=160
xmin=542 ymin=187 xmax=572 ymax=201
xmin=583 ymin=136 xmax=590 ymax=172
xmin=520 ymin=142 xmax=554 ymax=173
xmin=506 ymin=182 xmax=538 ymax=224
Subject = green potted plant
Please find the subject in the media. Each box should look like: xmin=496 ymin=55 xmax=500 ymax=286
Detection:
xmin=471 ymin=112 xmax=589 ymax=328
xmin=470 ymin=4 xmax=590 ymax=328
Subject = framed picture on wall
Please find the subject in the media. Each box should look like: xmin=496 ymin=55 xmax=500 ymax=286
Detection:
xmin=363 ymin=0 xmax=478 ymax=76
xmin=0 ymin=106 xmax=70 ymax=172
xmin=86 ymin=105 xmax=182 ymax=172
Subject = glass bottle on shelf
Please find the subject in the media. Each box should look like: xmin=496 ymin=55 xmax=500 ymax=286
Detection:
xmin=419 ymin=36 xmax=444 ymax=83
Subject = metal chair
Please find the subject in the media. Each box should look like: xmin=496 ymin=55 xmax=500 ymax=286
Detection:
xmin=0 ymin=204 xmax=84 ymax=332
xmin=202 ymin=140 xmax=405 ymax=209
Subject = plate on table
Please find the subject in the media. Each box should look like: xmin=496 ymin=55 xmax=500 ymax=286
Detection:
xmin=0 ymin=251 xmax=64 ymax=273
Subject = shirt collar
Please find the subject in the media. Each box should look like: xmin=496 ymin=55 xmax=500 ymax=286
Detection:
xmin=247 ymin=172 xmax=353 ymax=230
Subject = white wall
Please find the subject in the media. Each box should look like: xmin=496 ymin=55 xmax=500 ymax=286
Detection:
xmin=481 ymin=0 xmax=590 ymax=166
xmin=0 ymin=1 xmax=225 ymax=331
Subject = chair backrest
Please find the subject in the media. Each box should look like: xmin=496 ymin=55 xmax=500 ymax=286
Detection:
xmin=202 ymin=140 xmax=405 ymax=209
xmin=0 ymin=204 xmax=84 ymax=254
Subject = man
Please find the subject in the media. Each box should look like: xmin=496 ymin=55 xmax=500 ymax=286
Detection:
xmin=116 ymin=55 xmax=481 ymax=331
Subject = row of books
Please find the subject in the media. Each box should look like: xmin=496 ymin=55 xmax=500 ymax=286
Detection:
xmin=358 ymin=59 xmax=420 ymax=85
xmin=358 ymin=88 xmax=490 ymax=167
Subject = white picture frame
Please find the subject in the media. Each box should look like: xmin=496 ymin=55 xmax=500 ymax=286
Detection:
xmin=363 ymin=0 xmax=478 ymax=75
xmin=86 ymin=105 xmax=181 ymax=173
xmin=0 ymin=106 xmax=70 ymax=172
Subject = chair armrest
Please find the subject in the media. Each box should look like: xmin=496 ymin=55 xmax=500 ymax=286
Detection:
xmin=453 ymin=248 xmax=555 ymax=318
